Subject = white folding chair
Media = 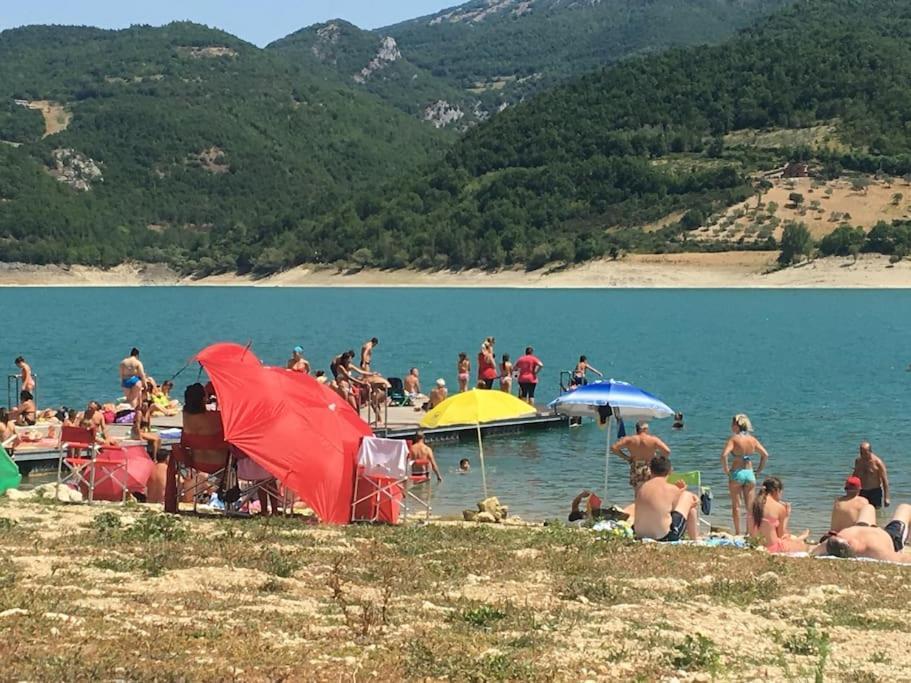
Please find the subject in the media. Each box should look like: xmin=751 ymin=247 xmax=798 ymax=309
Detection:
xmin=352 ymin=437 xmax=430 ymax=523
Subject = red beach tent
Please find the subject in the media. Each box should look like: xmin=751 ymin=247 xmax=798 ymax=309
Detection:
xmin=196 ymin=343 xmax=372 ymax=524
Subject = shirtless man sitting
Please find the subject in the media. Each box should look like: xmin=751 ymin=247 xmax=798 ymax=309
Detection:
xmin=611 ymin=421 xmax=671 ymax=492
xmin=633 ymin=455 xmax=699 ymax=542
xmin=829 ymin=476 xmax=871 ymax=533
xmin=409 ymin=432 xmax=442 ymax=483
xmin=813 ymin=503 xmax=911 ymax=563
xmin=852 ymin=441 xmax=890 ymax=509
xmin=428 ymin=379 xmax=448 ymax=409
xmin=120 ymin=348 xmax=147 ymax=409
xmin=403 ymin=367 xmax=421 ymax=397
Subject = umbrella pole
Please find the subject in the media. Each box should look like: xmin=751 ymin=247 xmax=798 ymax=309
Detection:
xmin=604 ymin=414 xmax=611 ymax=503
xmin=477 ymin=423 xmax=488 ymax=499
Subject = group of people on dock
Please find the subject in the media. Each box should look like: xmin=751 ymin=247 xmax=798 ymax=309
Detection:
xmin=572 ymin=412 xmax=906 ymax=562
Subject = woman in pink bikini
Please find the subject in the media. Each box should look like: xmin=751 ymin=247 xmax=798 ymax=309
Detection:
xmin=457 ymin=353 xmax=470 ymax=393
xmin=751 ymin=477 xmax=810 ymax=552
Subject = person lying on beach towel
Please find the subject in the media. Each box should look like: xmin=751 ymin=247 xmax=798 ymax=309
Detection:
xmin=633 ymin=455 xmax=699 ymax=542
xmin=750 ymin=477 xmax=811 ymax=553
xmin=813 ymin=503 xmax=911 ymax=563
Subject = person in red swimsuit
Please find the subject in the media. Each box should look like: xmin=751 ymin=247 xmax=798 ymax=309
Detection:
xmin=477 ymin=342 xmax=497 ymax=389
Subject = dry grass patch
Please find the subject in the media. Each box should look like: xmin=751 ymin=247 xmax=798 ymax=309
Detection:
xmin=1 ymin=501 xmax=910 ymax=680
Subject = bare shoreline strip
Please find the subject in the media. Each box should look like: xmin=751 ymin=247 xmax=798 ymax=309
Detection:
xmin=2 ymin=252 xmax=911 ymax=288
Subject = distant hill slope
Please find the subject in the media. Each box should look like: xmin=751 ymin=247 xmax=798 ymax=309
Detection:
xmin=267 ymin=20 xmax=478 ymax=129
xmin=383 ymin=0 xmax=795 ymax=111
xmin=297 ymin=0 xmax=911 ymax=271
xmin=0 ymin=23 xmax=443 ymax=271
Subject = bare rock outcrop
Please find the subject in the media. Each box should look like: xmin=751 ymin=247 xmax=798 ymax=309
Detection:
xmin=423 ymin=100 xmax=465 ymax=129
xmin=353 ymin=37 xmax=401 ymax=83
xmin=48 ymin=149 xmax=103 ymax=191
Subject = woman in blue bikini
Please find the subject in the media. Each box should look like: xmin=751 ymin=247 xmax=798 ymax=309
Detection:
xmin=721 ymin=414 xmax=769 ymax=536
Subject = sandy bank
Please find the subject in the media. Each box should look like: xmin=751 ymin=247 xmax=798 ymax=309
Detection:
xmin=2 ymin=252 xmax=911 ymax=288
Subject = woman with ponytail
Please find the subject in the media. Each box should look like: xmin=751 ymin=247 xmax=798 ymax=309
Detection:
xmin=751 ymin=477 xmax=810 ymax=553
xmin=721 ymin=414 xmax=770 ymax=535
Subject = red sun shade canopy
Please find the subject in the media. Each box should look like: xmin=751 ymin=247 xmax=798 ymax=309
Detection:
xmin=196 ymin=343 xmax=372 ymax=524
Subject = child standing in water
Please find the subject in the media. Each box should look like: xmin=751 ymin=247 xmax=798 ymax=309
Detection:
xmin=457 ymin=353 xmax=470 ymax=393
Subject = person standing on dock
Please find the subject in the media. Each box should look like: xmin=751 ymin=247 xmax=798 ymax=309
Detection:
xmin=514 ymin=347 xmax=543 ymax=405
xmin=361 ymin=337 xmax=379 ymax=371
xmin=287 ymin=346 xmax=310 ymax=374
xmin=611 ymin=421 xmax=671 ymax=493
xmin=14 ymin=356 xmax=35 ymax=393
xmin=457 ymin=353 xmax=470 ymax=393
xmin=853 ymin=442 xmax=890 ymax=509
xmin=119 ymin=348 xmax=147 ymax=409
xmin=477 ymin=342 xmax=497 ymax=389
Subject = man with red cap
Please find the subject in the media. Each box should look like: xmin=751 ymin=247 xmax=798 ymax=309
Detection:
xmin=829 ymin=476 xmax=873 ymax=533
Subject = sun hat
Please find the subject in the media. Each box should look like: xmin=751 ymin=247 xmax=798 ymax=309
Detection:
xmin=436 ymin=378 xmax=446 ymax=387
xmin=293 ymin=345 xmax=304 ymax=354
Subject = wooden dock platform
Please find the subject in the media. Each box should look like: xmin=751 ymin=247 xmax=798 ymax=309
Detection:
xmin=373 ymin=404 xmax=567 ymax=443
xmin=8 ymin=405 xmax=567 ymax=475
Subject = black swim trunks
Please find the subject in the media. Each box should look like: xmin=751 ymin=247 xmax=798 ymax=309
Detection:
xmin=884 ymin=520 xmax=907 ymax=553
xmin=658 ymin=511 xmax=687 ymax=543
xmin=861 ymin=487 xmax=884 ymax=508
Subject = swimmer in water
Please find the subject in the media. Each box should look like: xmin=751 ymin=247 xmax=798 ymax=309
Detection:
xmin=458 ymin=458 xmax=470 ymax=473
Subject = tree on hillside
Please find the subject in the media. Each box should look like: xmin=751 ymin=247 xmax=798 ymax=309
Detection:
xmin=778 ymin=222 xmax=813 ymax=265
xmin=819 ymin=225 xmax=864 ymax=262
xmin=788 ymin=192 xmax=804 ymax=207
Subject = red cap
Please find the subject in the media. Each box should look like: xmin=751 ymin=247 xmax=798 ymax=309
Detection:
xmin=845 ymin=476 xmax=862 ymax=491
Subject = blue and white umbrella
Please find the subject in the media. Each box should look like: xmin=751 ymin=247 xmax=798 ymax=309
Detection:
xmin=549 ymin=380 xmax=674 ymax=420
xmin=549 ymin=380 xmax=675 ymax=501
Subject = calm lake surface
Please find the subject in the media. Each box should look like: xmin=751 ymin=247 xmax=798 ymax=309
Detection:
xmin=4 ymin=287 xmax=910 ymax=532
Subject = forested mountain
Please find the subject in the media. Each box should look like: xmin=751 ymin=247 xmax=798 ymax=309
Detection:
xmin=0 ymin=23 xmax=443 ymax=270
xmin=287 ymin=0 xmax=911 ymax=271
xmin=267 ymin=21 xmax=479 ymax=129
xmin=266 ymin=0 xmax=792 ymax=128
xmin=383 ymin=0 xmax=795 ymax=112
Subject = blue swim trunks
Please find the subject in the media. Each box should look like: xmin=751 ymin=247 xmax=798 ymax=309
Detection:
xmin=730 ymin=468 xmax=756 ymax=486
xmin=122 ymin=375 xmax=141 ymax=389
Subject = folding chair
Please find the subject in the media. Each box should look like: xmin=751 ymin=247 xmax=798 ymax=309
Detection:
xmin=351 ymin=437 xmax=431 ymax=523
xmin=57 ymin=426 xmax=128 ymax=503
xmin=229 ymin=450 xmax=295 ymax=516
xmin=668 ymin=470 xmax=712 ymax=532
xmin=164 ymin=432 xmax=230 ymax=514
xmin=386 ymin=378 xmax=407 ymax=407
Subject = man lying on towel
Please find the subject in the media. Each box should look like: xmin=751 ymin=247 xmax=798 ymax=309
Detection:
xmin=813 ymin=503 xmax=911 ymax=563
xmin=633 ymin=455 xmax=700 ymax=542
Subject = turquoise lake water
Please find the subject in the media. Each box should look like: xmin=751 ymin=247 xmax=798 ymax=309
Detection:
xmin=3 ymin=287 xmax=910 ymax=532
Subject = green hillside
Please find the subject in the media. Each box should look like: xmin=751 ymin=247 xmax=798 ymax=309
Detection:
xmin=384 ymin=0 xmax=795 ymax=111
xmin=297 ymin=0 xmax=911 ymax=271
xmin=267 ymin=20 xmax=478 ymax=129
xmin=0 ymin=23 xmax=443 ymax=272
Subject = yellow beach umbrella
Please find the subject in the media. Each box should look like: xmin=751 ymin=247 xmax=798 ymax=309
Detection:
xmin=420 ymin=389 xmax=537 ymax=497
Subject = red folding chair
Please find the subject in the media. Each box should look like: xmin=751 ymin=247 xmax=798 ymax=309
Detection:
xmin=56 ymin=426 xmax=128 ymax=503
xmin=164 ymin=432 xmax=230 ymax=514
